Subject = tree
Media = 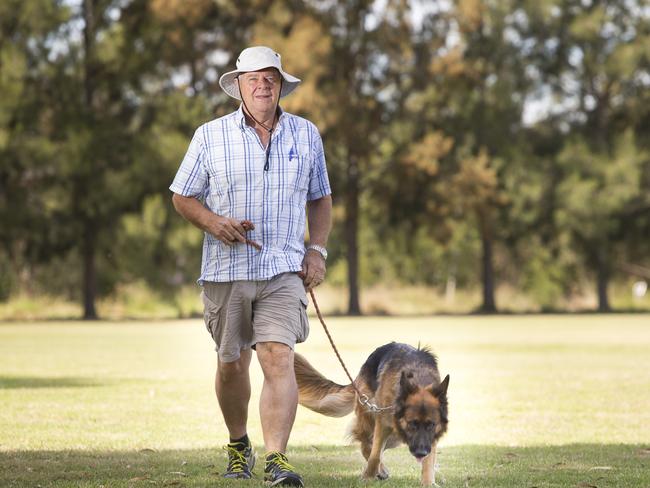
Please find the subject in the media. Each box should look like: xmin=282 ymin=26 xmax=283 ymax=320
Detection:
xmin=524 ymin=0 xmax=650 ymax=310
xmin=252 ymin=0 xmax=413 ymax=315
xmin=0 ymin=0 xmax=70 ymax=299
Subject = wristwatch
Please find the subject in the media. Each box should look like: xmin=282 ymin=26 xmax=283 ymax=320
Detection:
xmin=306 ymin=244 xmax=328 ymax=261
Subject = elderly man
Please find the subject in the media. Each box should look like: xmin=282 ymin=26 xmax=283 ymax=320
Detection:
xmin=169 ymin=46 xmax=331 ymax=487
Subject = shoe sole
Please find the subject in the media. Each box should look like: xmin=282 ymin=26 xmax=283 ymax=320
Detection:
xmin=265 ymin=475 xmax=304 ymax=487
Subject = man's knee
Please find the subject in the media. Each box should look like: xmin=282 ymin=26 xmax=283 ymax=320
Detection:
xmin=217 ymin=356 xmax=250 ymax=383
xmin=257 ymin=342 xmax=294 ymax=376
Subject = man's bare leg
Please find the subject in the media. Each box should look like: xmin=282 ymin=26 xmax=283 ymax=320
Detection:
xmin=215 ymin=349 xmax=252 ymax=438
xmin=256 ymin=342 xmax=297 ymax=452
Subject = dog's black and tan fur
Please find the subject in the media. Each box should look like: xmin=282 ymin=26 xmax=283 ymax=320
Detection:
xmin=294 ymin=342 xmax=449 ymax=486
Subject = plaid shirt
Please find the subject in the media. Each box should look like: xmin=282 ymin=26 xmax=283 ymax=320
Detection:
xmin=170 ymin=106 xmax=331 ymax=283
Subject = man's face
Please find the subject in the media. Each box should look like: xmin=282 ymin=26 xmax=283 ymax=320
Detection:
xmin=238 ymin=68 xmax=282 ymax=116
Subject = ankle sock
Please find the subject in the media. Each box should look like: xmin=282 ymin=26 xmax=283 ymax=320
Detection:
xmin=229 ymin=434 xmax=250 ymax=447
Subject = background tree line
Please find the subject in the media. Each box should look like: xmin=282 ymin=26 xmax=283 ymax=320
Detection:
xmin=0 ymin=0 xmax=648 ymax=319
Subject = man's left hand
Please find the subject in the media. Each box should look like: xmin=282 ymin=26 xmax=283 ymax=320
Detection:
xmin=301 ymin=250 xmax=326 ymax=289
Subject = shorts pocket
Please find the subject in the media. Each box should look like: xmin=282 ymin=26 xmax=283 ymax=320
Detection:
xmin=201 ymin=291 xmax=222 ymax=344
xmin=296 ymin=295 xmax=310 ymax=343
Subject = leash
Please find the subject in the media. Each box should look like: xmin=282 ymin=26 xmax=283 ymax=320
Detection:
xmin=243 ymin=231 xmax=392 ymax=413
xmin=306 ymin=286 xmax=394 ymax=413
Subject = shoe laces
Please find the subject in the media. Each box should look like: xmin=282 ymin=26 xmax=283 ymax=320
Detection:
xmin=224 ymin=443 xmax=249 ymax=473
xmin=266 ymin=452 xmax=296 ymax=473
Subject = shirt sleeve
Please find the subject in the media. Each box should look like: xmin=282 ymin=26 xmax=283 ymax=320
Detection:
xmin=169 ymin=127 xmax=208 ymax=197
xmin=307 ymin=124 xmax=332 ymax=201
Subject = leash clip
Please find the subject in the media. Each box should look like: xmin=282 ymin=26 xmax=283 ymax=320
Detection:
xmin=358 ymin=393 xmax=392 ymax=413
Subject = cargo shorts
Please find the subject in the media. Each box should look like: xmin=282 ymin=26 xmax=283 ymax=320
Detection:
xmin=201 ymin=272 xmax=310 ymax=363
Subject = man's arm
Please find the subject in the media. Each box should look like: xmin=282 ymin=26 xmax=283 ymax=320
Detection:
xmin=306 ymin=195 xmax=332 ymax=247
xmin=302 ymin=195 xmax=332 ymax=288
xmin=171 ymin=193 xmax=248 ymax=245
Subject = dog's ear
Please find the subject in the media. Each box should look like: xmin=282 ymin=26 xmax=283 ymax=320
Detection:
xmin=399 ymin=371 xmax=418 ymax=396
xmin=429 ymin=375 xmax=450 ymax=398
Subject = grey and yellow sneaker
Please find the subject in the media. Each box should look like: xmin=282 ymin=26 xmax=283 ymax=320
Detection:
xmin=222 ymin=440 xmax=256 ymax=479
xmin=264 ymin=451 xmax=304 ymax=487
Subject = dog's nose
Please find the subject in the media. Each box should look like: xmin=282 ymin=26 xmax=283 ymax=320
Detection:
xmin=411 ymin=446 xmax=431 ymax=460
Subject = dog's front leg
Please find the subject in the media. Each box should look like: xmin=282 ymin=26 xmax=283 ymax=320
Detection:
xmin=421 ymin=442 xmax=437 ymax=486
xmin=362 ymin=420 xmax=390 ymax=480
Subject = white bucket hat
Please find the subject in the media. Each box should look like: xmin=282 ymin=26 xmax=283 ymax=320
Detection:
xmin=219 ymin=46 xmax=301 ymax=100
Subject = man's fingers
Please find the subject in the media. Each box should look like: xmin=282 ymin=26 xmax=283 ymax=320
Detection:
xmin=219 ymin=228 xmax=238 ymax=245
xmin=228 ymin=221 xmax=246 ymax=242
xmin=300 ymin=254 xmax=327 ymax=289
xmin=306 ymin=266 xmax=319 ymax=289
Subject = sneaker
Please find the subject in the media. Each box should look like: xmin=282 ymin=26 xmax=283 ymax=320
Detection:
xmin=222 ymin=440 xmax=256 ymax=479
xmin=264 ymin=451 xmax=304 ymax=487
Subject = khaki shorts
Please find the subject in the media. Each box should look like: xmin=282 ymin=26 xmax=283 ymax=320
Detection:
xmin=201 ymin=272 xmax=309 ymax=363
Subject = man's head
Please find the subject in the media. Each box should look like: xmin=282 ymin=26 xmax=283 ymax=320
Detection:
xmin=237 ymin=68 xmax=282 ymax=117
xmin=219 ymin=46 xmax=300 ymax=101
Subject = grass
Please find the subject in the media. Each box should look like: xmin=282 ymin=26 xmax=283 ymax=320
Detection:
xmin=1 ymin=314 xmax=650 ymax=486
xmin=2 ymin=280 xmax=649 ymax=320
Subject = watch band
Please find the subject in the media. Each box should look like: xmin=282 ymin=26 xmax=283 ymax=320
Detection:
xmin=306 ymin=244 xmax=328 ymax=260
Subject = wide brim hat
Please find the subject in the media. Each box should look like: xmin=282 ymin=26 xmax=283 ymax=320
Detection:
xmin=219 ymin=46 xmax=301 ymax=100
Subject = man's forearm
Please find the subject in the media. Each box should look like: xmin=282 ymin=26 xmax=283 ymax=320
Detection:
xmin=171 ymin=193 xmax=215 ymax=232
xmin=306 ymin=195 xmax=332 ymax=246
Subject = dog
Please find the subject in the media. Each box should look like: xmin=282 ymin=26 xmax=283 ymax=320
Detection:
xmin=294 ymin=342 xmax=449 ymax=486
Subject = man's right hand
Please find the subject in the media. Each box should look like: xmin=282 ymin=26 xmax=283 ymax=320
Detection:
xmin=207 ymin=215 xmax=249 ymax=246
xmin=171 ymin=193 xmax=255 ymax=247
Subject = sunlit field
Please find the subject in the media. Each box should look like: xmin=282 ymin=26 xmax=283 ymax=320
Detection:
xmin=1 ymin=315 xmax=649 ymax=487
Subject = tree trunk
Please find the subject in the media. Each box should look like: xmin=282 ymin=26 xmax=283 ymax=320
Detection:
xmin=480 ymin=233 xmax=497 ymax=313
xmin=82 ymin=0 xmax=97 ymax=320
xmin=346 ymin=156 xmax=361 ymax=316
xmin=83 ymin=221 xmax=98 ymax=320
xmin=596 ymin=249 xmax=611 ymax=312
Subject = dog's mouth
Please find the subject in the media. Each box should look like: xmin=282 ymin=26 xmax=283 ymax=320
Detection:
xmin=412 ymin=451 xmax=430 ymax=463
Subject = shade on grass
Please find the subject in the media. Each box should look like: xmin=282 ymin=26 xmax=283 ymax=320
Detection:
xmin=1 ymin=315 xmax=649 ymax=487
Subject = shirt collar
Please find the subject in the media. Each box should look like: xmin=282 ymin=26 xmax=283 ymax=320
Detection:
xmin=234 ymin=105 xmax=286 ymax=132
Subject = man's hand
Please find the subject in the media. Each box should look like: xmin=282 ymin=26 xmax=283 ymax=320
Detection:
xmin=171 ymin=194 xmax=256 ymax=247
xmin=301 ymin=249 xmax=326 ymax=289
xmin=206 ymin=215 xmax=253 ymax=246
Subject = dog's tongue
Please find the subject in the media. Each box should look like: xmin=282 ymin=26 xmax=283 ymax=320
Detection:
xmin=415 ymin=456 xmax=424 ymax=464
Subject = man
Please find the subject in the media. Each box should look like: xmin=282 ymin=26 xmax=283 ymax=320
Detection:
xmin=169 ymin=46 xmax=332 ymax=487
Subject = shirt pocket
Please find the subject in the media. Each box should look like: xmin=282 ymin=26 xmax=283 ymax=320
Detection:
xmin=288 ymin=154 xmax=310 ymax=194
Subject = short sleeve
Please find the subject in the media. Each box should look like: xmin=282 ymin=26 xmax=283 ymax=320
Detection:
xmin=169 ymin=127 xmax=208 ymax=197
xmin=307 ymin=125 xmax=331 ymax=201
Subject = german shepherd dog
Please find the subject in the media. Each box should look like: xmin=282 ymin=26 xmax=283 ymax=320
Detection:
xmin=294 ymin=342 xmax=449 ymax=486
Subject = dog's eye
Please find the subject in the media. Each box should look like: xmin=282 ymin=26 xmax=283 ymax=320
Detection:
xmin=408 ymin=421 xmax=419 ymax=430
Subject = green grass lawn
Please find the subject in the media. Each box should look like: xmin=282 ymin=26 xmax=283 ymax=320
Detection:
xmin=1 ymin=315 xmax=649 ymax=487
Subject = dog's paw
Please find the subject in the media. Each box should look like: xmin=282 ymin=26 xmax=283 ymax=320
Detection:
xmin=361 ymin=469 xmax=378 ymax=481
xmin=376 ymin=464 xmax=390 ymax=480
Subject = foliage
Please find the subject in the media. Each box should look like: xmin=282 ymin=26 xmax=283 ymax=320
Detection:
xmin=1 ymin=0 xmax=649 ymax=316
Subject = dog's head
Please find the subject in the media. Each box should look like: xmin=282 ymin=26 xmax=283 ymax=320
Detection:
xmin=394 ymin=371 xmax=449 ymax=461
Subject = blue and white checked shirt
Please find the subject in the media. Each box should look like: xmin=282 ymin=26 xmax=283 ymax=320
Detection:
xmin=170 ymin=106 xmax=331 ymax=283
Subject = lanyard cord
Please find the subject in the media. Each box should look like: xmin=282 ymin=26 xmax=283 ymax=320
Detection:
xmin=237 ymin=77 xmax=283 ymax=171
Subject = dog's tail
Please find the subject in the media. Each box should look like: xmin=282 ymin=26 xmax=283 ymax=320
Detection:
xmin=294 ymin=353 xmax=355 ymax=417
